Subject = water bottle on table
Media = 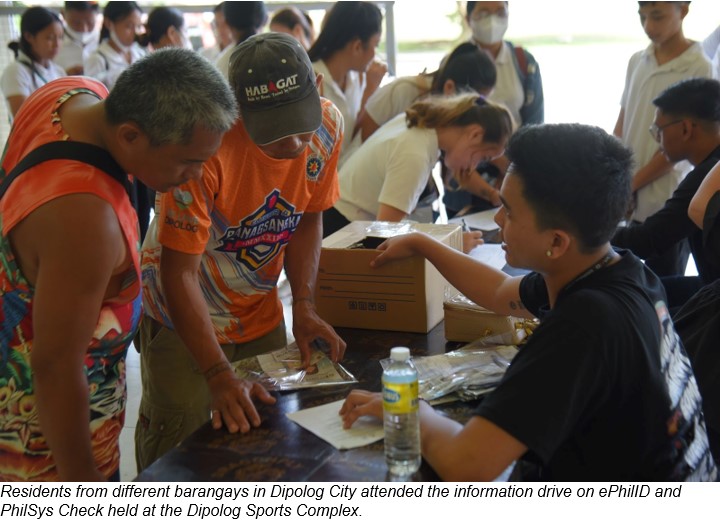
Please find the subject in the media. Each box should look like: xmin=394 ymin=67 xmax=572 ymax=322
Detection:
xmin=382 ymin=346 xmax=421 ymax=477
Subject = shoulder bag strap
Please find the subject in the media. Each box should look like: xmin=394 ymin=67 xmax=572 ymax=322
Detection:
xmin=0 ymin=141 xmax=131 ymax=202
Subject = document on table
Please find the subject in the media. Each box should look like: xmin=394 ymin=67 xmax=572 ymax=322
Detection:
xmin=467 ymin=242 xmax=507 ymax=271
xmin=450 ymin=207 xmax=501 ymax=231
xmin=286 ymin=399 xmax=384 ymax=450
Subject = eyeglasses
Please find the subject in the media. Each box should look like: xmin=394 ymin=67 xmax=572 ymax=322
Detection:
xmin=648 ymin=120 xmax=683 ymax=142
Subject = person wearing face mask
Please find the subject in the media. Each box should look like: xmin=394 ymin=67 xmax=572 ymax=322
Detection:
xmin=308 ymin=1 xmax=387 ymax=167
xmin=55 ymin=2 xmax=99 ymax=75
xmin=84 ymin=1 xmax=145 ymax=91
xmin=139 ymin=7 xmax=192 ymax=51
xmin=442 ymin=2 xmax=544 ymax=221
xmin=323 ymin=94 xmax=512 ymax=255
xmin=466 ymin=1 xmax=543 ymax=127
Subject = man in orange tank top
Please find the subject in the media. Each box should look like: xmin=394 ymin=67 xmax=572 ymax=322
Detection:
xmin=0 ymin=48 xmax=237 ymax=481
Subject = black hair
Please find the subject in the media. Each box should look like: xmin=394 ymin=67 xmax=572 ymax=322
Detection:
xmin=64 ymin=1 xmax=99 ymax=12
xmin=140 ymin=7 xmax=184 ymax=47
xmin=8 ymin=6 xmax=61 ymax=61
xmin=431 ymin=43 xmax=496 ymax=95
xmin=99 ymin=1 xmax=142 ymax=43
xmin=223 ymin=1 xmax=267 ymax=45
xmin=653 ymin=78 xmax=720 ymax=124
xmin=507 ymin=124 xmax=633 ymax=252
xmin=307 ymin=2 xmax=382 ymax=62
xmin=466 ymin=1 xmax=509 ymax=22
xmin=214 ymin=2 xmax=224 ymax=15
xmin=270 ymin=7 xmax=313 ymax=41
xmin=638 ymin=2 xmax=690 ymax=7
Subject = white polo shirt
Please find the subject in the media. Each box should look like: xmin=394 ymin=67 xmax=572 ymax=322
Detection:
xmin=1 ymin=50 xmax=66 ymax=98
xmin=312 ymin=59 xmax=366 ymax=168
xmin=620 ymin=42 xmax=713 ymax=221
xmin=85 ymin=40 xmax=146 ymax=90
xmin=334 ymin=113 xmax=439 ymax=221
xmin=54 ymin=28 xmax=98 ymax=73
xmin=365 ymin=74 xmax=431 ymax=128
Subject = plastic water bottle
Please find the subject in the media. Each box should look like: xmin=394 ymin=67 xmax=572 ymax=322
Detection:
xmin=382 ymin=346 xmax=421 ymax=477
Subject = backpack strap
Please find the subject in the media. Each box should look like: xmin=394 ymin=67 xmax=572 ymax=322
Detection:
xmin=96 ymin=49 xmax=110 ymax=71
xmin=0 ymin=141 xmax=131 ymax=202
xmin=512 ymin=45 xmax=529 ymax=82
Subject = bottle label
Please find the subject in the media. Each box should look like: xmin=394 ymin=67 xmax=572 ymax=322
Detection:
xmin=383 ymin=381 xmax=419 ymax=414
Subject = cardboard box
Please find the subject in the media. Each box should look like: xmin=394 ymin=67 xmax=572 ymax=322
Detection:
xmin=315 ymin=221 xmax=462 ymax=333
xmin=443 ymin=292 xmax=526 ymax=344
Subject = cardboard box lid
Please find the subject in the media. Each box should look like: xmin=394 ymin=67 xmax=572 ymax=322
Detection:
xmin=322 ymin=221 xmax=462 ymax=250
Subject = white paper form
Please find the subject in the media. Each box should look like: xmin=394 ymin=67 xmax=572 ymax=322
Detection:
xmin=467 ymin=243 xmax=507 ymax=271
xmin=450 ymin=207 xmax=501 ymax=231
xmin=286 ymin=399 xmax=384 ymax=450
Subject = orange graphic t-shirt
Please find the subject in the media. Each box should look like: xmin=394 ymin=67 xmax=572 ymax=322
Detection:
xmin=142 ymin=99 xmax=342 ymax=344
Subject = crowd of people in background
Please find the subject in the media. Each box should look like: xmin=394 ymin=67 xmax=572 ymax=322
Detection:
xmin=1 ymin=1 xmax=720 ymax=483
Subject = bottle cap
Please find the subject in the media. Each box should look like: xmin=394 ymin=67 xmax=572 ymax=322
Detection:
xmin=390 ymin=347 xmax=410 ymax=361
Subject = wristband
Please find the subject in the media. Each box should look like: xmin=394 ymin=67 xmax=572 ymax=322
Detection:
xmin=203 ymin=361 xmax=232 ymax=381
xmin=292 ymin=297 xmax=314 ymax=306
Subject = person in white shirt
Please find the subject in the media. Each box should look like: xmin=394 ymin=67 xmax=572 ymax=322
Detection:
xmin=201 ymin=3 xmax=233 ymax=62
xmin=1 ymin=6 xmax=66 ymax=118
xmin=358 ymin=42 xmax=497 ymax=142
xmin=702 ymin=24 xmax=720 ymax=80
xmin=269 ymin=7 xmax=315 ymax=51
xmin=214 ymin=2 xmax=267 ymax=78
xmin=139 ymin=7 xmax=190 ymax=51
xmin=308 ymin=2 xmax=387 ymax=168
xmin=324 ymin=93 xmax=512 ymax=254
xmin=84 ymin=1 xmax=145 ymax=91
xmin=613 ymin=1 xmax=713 ymax=276
xmin=55 ymin=1 xmax=99 ymax=75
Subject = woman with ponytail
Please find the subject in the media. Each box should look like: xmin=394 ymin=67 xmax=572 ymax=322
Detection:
xmin=139 ymin=7 xmax=190 ymax=51
xmin=324 ymin=93 xmax=513 ymax=252
xmin=1 ymin=6 xmax=65 ymax=118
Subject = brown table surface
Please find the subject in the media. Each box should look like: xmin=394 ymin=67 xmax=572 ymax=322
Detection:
xmin=134 ymin=323 xmax=481 ymax=482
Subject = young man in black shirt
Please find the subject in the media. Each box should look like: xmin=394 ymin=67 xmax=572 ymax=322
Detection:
xmin=341 ymin=123 xmax=717 ymax=481
xmin=613 ymin=78 xmax=720 ymax=310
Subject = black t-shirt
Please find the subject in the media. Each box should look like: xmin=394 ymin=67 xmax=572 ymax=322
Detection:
xmin=475 ymin=250 xmax=717 ymax=481
xmin=612 ymin=146 xmax=720 ymax=284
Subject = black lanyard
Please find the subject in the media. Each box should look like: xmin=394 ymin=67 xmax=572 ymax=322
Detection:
xmin=563 ymin=250 xmax=616 ymax=292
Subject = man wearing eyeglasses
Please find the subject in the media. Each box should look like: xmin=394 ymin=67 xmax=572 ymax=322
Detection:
xmin=613 ymin=1 xmax=712 ymax=278
xmin=613 ymin=77 xmax=720 ymax=311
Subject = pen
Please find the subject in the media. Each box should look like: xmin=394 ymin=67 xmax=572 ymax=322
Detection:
xmin=461 ymin=218 xmax=469 ymax=232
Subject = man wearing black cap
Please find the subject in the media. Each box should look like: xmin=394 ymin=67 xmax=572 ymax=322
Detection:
xmin=136 ymin=33 xmax=346 ymax=470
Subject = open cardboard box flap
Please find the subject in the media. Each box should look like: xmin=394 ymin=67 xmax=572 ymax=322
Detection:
xmin=316 ymin=222 xmax=462 ymax=333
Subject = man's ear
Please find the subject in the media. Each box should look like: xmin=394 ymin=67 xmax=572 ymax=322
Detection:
xmin=682 ymin=118 xmax=696 ymax=141
xmin=115 ymin=122 xmax=144 ymax=150
xmin=549 ymin=230 xmax=572 ymax=258
xmin=315 ymin=72 xmax=324 ymax=96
